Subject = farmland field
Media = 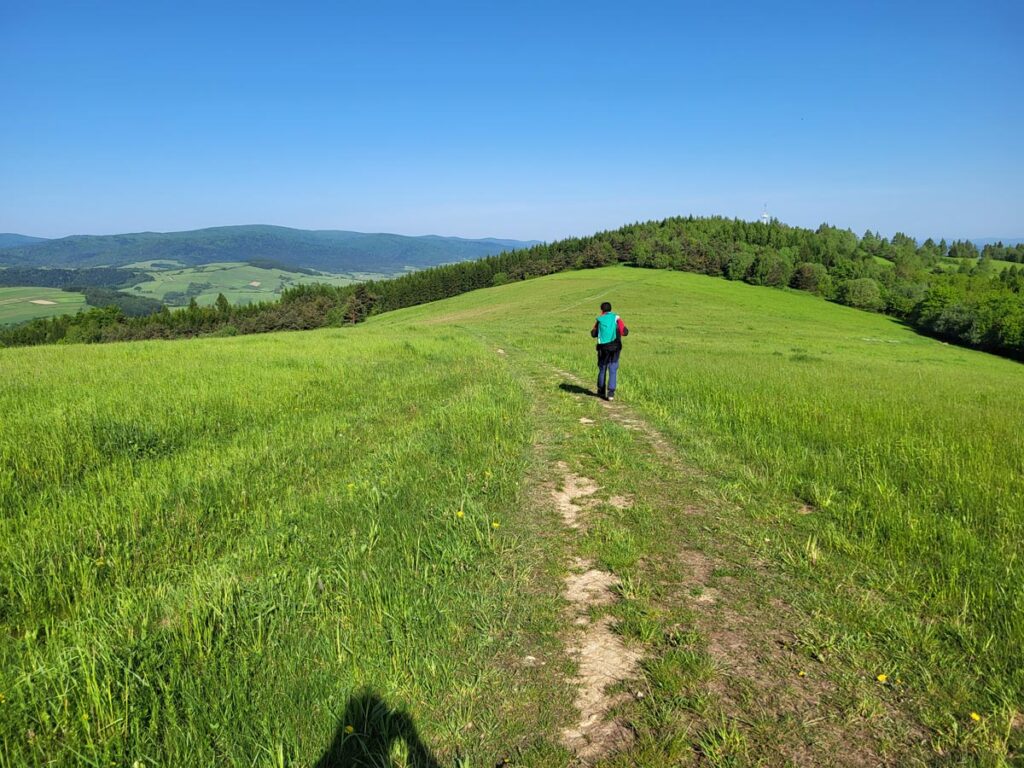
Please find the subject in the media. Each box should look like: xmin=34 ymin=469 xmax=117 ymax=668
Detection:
xmin=128 ymin=261 xmax=363 ymax=306
xmin=0 ymin=286 xmax=87 ymax=325
xmin=2 ymin=265 xmax=1021 ymax=766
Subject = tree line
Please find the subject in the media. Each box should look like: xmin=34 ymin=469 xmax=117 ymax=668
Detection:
xmin=2 ymin=217 xmax=1022 ymax=360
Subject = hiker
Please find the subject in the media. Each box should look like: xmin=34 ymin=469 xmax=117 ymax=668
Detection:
xmin=590 ymin=301 xmax=628 ymax=400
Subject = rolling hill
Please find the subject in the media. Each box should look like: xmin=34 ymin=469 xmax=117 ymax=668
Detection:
xmin=0 ymin=225 xmax=537 ymax=272
xmin=0 ymin=233 xmax=49 ymax=249
xmin=1 ymin=265 xmax=1020 ymax=766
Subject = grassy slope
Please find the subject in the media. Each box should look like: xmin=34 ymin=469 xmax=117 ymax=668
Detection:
xmin=129 ymin=261 xmax=359 ymax=307
xmin=0 ymin=331 xmax=570 ymax=767
xmin=0 ymin=286 xmax=87 ymax=325
xmin=2 ymin=265 xmax=1021 ymax=766
xmin=938 ymin=257 xmax=1019 ymax=273
xmin=377 ymin=265 xmax=1024 ymax=762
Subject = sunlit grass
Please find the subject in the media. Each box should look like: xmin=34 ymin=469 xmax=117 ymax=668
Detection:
xmin=379 ymin=265 xmax=1024 ymax=755
xmin=0 ymin=330 xmax=566 ymax=766
xmin=3 ymin=264 xmax=1021 ymax=765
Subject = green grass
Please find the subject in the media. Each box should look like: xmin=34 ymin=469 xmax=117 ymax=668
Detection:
xmin=938 ymin=257 xmax=1020 ymax=273
xmin=0 ymin=286 xmax=87 ymax=325
xmin=129 ymin=261 xmax=363 ymax=307
xmin=376 ymin=265 xmax=1024 ymax=762
xmin=0 ymin=332 xmax=574 ymax=766
xmin=2 ymin=265 xmax=1021 ymax=765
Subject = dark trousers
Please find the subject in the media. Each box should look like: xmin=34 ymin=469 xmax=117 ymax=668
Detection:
xmin=597 ymin=346 xmax=621 ymax=393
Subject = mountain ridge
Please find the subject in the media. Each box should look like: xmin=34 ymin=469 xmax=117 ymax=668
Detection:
xmin=0 ymin=225 xmax=539 ymax=273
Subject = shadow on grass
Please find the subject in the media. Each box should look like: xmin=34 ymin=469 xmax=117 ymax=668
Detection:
xmin=558 ymin=382 xmax=600 ymax=398
xmin=315 ymin=690 xmax=442 ymax=768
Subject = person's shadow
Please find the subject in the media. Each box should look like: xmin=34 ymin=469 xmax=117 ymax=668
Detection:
xmin=314 ymin=690 xmax=442 ymax=768
xmin=558 ymin=382 xmax=600 ymax=398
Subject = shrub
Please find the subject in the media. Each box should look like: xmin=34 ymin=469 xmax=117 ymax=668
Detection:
xmin=839 ymin=278 xmax=885 ymax=311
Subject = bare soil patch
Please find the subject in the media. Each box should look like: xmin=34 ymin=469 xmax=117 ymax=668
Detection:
xmin=550 ymin=464 xmax=643 ymax=762
xmin=29 ymin=299 xmax=57 ymax=305
xmin=552 ymin=461 xmax=598 ymax=529
xmin=561 ymin=558 xmax=642 ymax=762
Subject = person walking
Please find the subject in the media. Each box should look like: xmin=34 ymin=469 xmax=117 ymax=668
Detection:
xmin=590 ymin=301 xmax=628 ymax=400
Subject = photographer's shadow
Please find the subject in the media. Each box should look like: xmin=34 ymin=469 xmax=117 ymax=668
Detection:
xmin=314 ymin=690 xmax=442 ymax=768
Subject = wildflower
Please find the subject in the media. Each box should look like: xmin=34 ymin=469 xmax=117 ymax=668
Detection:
xmin=876 ymin=673 xmax=888 ymax=683
xmin=970 ymin=712 xmax=981 ymax=722
xmin=797 ymin=671 xmax=806 ymax=677
xmin=0 ymin=692 xmax=6 ymax=704
xmin=492 ymin=521 xmax=500 ymax=529
xmin=456 ymin=510 xmax=464 ymax=519
xmin=484 ymin=470 xmax=493 ymax=479
xmin=344 ymin=724 xmax=355 ymax=734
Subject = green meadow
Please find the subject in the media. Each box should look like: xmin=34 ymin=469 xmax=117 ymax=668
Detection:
xmin=0 ymin=287 xmax=87 ymax=325
xmin=2 ymin=265 xmax=1021 ymax=765
xmin=938 ymin=256 xmax=1019 ymax=273
xmin=128 ymin=261 xmax=362 ymax=307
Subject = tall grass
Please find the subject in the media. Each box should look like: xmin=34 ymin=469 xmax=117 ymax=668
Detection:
xmin=380 ymin=265 xmax=1024 ymax=737
xmin=0 ymin=331 xmax=564 ymax=766
xmin=3 ymin=264 xmax=1021 ymax=764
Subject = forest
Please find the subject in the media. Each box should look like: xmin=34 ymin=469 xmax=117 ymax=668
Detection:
xmin=2 ymin=217 xmax=1022 ymax=359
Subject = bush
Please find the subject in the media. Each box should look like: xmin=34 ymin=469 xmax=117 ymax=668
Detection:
xmin=839 ymin=278 xmax=885 ymax=311
xmin=790 ymin=262 xmax=832 ymax=296
xmin=747 ymin=251 xmax=794 ymax=287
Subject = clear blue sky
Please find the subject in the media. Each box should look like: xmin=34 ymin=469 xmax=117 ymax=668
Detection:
xmin=1 ymin=0 xmax=1021 ymax=242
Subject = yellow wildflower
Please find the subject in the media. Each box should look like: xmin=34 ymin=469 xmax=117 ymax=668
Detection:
xmin=345 ymin=724 xmax=354 ymax=734
xmin=797 ymin=671 xmax=806 ymax=677
xmin=456 ymin=510 xmax=464 ymax=519
xmin=876 ymin=674 xmax=888 ymax=683
xmin=970 ymin=712 xmax=981 ymax=722
xmin=492 ymin=521 xmax=500 ymax=529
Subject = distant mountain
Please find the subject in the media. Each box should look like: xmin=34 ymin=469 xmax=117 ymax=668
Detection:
xmin=0 ymin=225 xmax=538 ymax=273
xmin=0 ymin=233 xmax=48 ymax=249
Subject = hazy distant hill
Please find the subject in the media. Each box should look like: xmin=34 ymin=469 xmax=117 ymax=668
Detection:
xmin=0 ymin=233 xmax=49 ymax=249
xmin=0 ymin=225 xmax=537 ymax=272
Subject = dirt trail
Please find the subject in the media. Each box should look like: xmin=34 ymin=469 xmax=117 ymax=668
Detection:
xmin=555 ymin=369 xmax=899 ymax=766
xmin=554 ymin=369 xmax=682 ymax=465
xmin=552 ymin=463 xmax=642 ymax=762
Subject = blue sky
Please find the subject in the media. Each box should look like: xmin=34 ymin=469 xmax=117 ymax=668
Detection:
xmin=1 ymin=0 xmax=1021 ymax=241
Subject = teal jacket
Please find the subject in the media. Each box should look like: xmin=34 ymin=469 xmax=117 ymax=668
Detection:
xmin=591 ymin=312 xmax=628 ymax=348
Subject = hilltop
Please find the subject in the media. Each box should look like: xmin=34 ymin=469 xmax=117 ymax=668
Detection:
xmin=0 ymin=233 xmax=48 ymax=248
xmin=1 ymin=265 xmax=1021 ymax=766
xmin=0 ymin=224 xmax=538 ymax=272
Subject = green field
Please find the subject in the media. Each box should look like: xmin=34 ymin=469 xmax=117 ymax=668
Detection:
xmin=129 ymin=261 xmax=363 ymax=307
xmin=938 ymin=256 xmax=1020 ymax=273
xmin=0 ymin=286 xmax=87 ymax=325
xmin=2 ymin=266 xmax=1021 ymax=766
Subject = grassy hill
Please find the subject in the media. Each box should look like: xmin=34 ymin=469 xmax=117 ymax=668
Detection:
xmin=0 ymin=225 xmax=536 ymax=273
xmin=1 ymin=266 xmax=1021 ymax=766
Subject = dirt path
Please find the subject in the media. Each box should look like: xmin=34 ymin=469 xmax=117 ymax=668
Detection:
xmin=551 ymin=462 xmax=643 ymax=761
xmin=469 ymin=334 xmax=908 ymax=765
xmin=547 ymin=363 xmax=901 ymax=766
